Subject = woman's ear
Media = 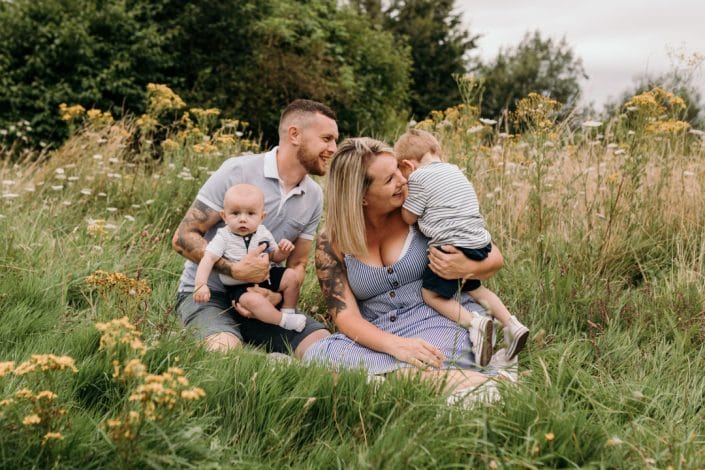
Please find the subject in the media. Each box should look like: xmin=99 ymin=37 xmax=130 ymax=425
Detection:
xmin=361 ymin=198 xmax=368 ymax=206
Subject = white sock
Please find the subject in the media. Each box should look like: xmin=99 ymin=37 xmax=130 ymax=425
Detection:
xmin=279 ymin=312 xmax=306 ymax=332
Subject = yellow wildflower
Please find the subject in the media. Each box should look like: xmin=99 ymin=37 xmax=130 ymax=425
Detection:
xmin=146 ymin=83 xmax=186 ymax=116
xmin=160 ymin=138 xmax=180 ymax=151
xmin=35 ymin=390 xmax=58 ymax=401
xmin=22 ymin=414 xmax=41 ymax=426
xmin=42 ymin=432 xmax=64 ymax=445
xmin=106 ymin=419 xmax=122 ymax=428
xmin=0 ymin=361 xmax=14 ymax=377
xmin=58 ymin=103 xmax=86 ymax=121
xmin=545 ymin=432 xmax=555 ymax=441
xmin=192 ymin=142 xmax=218 ymax=154
xmin=181 ymin=387 xmax=206 ymax=400
xmin=0 ymin=398 xmax=14 ymax=407
xmin=15 ymin=388 xmax=34 ymax=399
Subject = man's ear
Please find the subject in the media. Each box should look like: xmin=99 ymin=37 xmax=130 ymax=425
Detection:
xmin=288 ymin=125 xmax=301 ymax=146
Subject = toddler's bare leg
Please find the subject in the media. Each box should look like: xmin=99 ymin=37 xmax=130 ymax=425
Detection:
xmin=471 ymin=287 xmax=528 ymax=359
xmin=422 ymin=288 xmax=493 ymax=366
xmin=470 ymin=286 xmax=512 ymax=326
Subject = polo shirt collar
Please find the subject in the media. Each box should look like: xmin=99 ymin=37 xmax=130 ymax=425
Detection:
xmin=263 ymin=146 xmax=307 ymax=195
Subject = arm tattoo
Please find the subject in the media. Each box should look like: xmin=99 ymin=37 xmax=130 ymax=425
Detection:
xmin=315 ymin=233 xmax=348 ymax=319
xmin=174 ymin=200 xmax=218 ymax=261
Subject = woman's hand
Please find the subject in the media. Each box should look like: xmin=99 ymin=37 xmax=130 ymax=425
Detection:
xmin=386 ymin=337 xmax=445 ymax=369
xmin=428 ymin=243 xmax=503 ymax=281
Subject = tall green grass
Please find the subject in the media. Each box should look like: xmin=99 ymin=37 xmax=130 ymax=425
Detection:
xmin=1 ymin=86 xmax=704 ymax=467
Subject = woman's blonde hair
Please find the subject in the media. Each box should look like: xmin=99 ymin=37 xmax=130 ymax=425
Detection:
xmin=325 ymin=137 xmax=393 ymax=257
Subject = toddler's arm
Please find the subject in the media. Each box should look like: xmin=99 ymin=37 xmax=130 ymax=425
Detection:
xmin=401 ymin=207 xmax=418 ymax=225
xmin=193 ymin=251 xmax=220 ymax=303
xmin=270 ymin=239 xmax=295 ymax=263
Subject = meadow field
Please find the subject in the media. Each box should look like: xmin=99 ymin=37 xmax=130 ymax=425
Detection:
xmin=1 ymin=85 xmax=704 ymax=468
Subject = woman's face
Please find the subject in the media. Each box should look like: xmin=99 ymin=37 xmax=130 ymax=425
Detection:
xmin=364 ymin=153 xmax=407 ymax=212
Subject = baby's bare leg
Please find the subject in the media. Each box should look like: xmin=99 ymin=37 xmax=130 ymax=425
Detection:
xmin=470 ymin=286 xmax=512 ymax=327
xmin=278 ymin=268 xmax=301 ymax=310
xmin=238 ymin=292 xmax=282 ymax=326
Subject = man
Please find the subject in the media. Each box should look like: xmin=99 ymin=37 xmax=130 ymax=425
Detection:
xmin=172 ymin=99 xmax=338 ymax=357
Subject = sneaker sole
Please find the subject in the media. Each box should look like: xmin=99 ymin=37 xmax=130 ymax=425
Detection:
xmin=472 ymin=317 xmax=494 ymax=367
xmin=506 ymin=326 xmax=529 ymax=360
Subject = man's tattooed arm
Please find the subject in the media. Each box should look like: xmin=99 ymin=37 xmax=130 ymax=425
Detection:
xmin=315 ymin=231 xmax=349 ymax=320
xmin=171 ymin=200 xmax=234 ymax=276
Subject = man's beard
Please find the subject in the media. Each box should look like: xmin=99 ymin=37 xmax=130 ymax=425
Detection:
xmin=297 ymin=145 xmax=325 ymax=176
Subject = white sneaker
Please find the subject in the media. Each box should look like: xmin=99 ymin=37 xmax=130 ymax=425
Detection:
xmin=504 ymin=315 xmax=529 ymax=360
xmin=446 ymin=380 xmax=500 ymax=408
xmin=469 ymin=312 xmax=493 ymax=367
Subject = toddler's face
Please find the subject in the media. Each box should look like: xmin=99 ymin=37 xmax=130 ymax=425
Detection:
xmin=221 ymin=195 xmax=265 ymax=236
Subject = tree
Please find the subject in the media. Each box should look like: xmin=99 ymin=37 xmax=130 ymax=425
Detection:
xmin=381 ymin=0 xmax=478 ymax=119
xmin=0 ymin=0 xmax=176 ymax=146
xmin=477 ymin=31 xmax=587 ymax=122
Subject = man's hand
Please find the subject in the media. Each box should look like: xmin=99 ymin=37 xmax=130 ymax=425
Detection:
xmin=232 ymin=243 xmax=269 ymax=283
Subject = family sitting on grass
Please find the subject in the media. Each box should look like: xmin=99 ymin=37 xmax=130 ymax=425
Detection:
xmin=172 ymin=99 xmax=529 ymax=401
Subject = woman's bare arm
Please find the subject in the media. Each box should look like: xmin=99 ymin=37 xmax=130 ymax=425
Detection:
xmin=315 ymin=231 xmax=444 ymax=368
xmin=428 ymin=242 xmax=504 ymax=281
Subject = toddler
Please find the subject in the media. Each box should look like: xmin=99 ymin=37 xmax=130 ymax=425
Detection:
xmin=395 ymin=129 xmax=529 ymax=366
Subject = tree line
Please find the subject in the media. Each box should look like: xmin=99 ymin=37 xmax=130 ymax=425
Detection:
xmin=0 ymin=0 xmax=701 ymax=150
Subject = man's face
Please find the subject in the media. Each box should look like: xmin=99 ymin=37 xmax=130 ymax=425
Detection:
xmin=296 ymin=113 xmax=339 ymax=176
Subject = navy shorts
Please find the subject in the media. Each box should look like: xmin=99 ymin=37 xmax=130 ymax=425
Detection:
xmin=176 ymin=288 xmax=327 ymax=353
xmin=224 ymin=266 xmax=287 ymax=306
xmin=422 ymin=243 xmax=492 ymax=298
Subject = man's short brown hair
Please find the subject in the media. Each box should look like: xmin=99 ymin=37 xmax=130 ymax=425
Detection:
xmin=394 ymin=128 xmax=442 ymax=162
xmin=278 ymin=99 xmax=336 ymax=137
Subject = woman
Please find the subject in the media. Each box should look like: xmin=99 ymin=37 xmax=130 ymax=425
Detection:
xmin=304 ymin=138 xmax=505 ymax=390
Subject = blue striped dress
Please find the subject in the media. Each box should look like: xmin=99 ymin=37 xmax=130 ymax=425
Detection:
xmin=304 ymin=226 xmax=489 ymax=374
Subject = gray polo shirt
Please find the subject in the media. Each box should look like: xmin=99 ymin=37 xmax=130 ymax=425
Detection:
xmin=177 ymin=147 xmax=323 ymax=293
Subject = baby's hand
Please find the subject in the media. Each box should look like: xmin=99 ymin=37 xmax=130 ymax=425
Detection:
xmin=278 ymin=239 xmax=295 ymax=256
xmin=193 ymin=285 xmax=211 ymax=304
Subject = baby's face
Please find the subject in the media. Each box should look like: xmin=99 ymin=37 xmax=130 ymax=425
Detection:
xmin=221 ymin=194 xmax=265 ymax=236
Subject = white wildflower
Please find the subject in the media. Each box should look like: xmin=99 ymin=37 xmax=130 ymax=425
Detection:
xmin=124 ymin=215 xmax=135 ymax=222
xmin=106 ymin=207 xmax=117 ymax=213
xmin=581 ymin=120 xmax=602 ymax=128
xmin=80 ymin=188 xmax=92 ymax=196
xmin=51 ymin=185 xmax=64 ymax=191
xmin=2 ymin=193 xmax=19 ymax=199
xmin=479 ymin=118 xmax=497 ymax=125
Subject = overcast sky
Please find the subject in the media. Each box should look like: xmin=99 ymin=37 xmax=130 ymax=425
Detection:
xmin=456 ymin=0 xmax=705 ymax=108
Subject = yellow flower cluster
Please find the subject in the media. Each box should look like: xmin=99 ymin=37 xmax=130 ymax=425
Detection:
xmin=86 ymin=109 xmax=114 ymax=126
xmin=95 ymin=316 xmax=146 ymax=355
xmin=160 ymin=138 xmax=180 ymax=151
xmin=192 ymin=142 xmax=218 ymax=154
xmin=87 ymin=219 xmax=108 ymax=237
xmin=13 ymin=355 xmax=78 ymax=375
xmin=136 ymin=114 xmax=159 ymax=134
xmin=127 ymin=366 xmax=206 ymax=421
xmin=0 ymin=361 xmax=14 ymax=378
xmin=58 ymin=103 xmax=86 ymax=121
xmin=513 ymin=93 xmax=562 ymax=130
xmin=624 ymin=87 xmax=687 ymax=119
xmin=146 ymin=83 xmax=186 ymax=117
xmin=190 ymin=107 xmax=221 ymax=121
xmin=3 ymin=386 xmax=69 ymax=438
xmin=42 ymin=432 xmax=64 ymax=445
xmin=645 ymin=120 xmax=690 ymax=135
xmin=104 ymin=358 xmax=206 ymax=442
xmin=85 ymin=270 xmax=152 ymax=300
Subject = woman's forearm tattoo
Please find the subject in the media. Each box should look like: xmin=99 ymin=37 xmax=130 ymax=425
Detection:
xmin=315 ymin=234 xmax=347 ymax=318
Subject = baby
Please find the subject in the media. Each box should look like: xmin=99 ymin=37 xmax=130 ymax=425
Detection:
xmin=193 ymin=183 xmax=306 ymax=332
xmin=395 ymin=129 xmax=529 ymax=366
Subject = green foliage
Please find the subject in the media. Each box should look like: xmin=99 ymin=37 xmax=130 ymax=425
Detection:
xmin=478 ymin=31 xmax=587 ymax=123
xmin=0 ymin=0 xmax=412 ymax=150
xmin=381 ymin=0 xmax=478 ymax=120
xmin=0 ymin=0 xmax=176 ymax=148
